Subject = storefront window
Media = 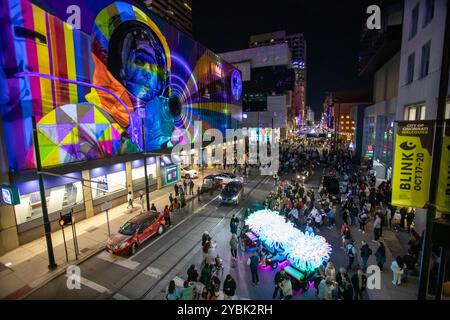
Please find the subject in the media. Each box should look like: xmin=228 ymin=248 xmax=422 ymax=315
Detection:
xmin=14 ymin=181 xmax=83 ymax=225
xmin=132 ymin=164 xmax=157 ymax=186
xmin=91 ymin=171 xmax=126 ymax=199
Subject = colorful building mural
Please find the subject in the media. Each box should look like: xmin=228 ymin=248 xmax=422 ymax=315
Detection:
xmin=0 ymin=0 xmax=242 ymax=171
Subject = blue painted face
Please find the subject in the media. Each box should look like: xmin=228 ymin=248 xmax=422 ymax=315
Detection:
xmin=123 ymin=43 xmax=165 ymax=102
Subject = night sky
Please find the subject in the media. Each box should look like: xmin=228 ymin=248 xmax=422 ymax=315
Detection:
xmin=192 ymin=0 xmax=373 ymax=115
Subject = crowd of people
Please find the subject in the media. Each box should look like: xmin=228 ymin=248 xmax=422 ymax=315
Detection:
xmin=164 ymin=138 xmax=423 ymax=300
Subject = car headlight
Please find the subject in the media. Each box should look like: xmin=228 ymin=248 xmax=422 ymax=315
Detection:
xmin=219 ymin=195 xmax=222 ymax=200
xmin=119 ymin=242 xmax=128 ymax=249
xmin=232 ymin=196 xmax=238 ymax=200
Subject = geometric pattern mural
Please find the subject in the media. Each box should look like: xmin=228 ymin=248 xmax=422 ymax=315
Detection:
xmin=37 ymin=104 xmax=124 ymax=168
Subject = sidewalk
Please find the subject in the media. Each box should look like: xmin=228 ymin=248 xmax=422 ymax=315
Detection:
xmin=333 ymin=169 xmax=419 ymax=300
xmin=0 ymin=169 xmax=217 ymax=300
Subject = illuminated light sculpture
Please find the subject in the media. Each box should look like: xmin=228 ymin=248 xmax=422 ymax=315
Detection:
xmin=245 ymin=209 xmax=332 ymax=273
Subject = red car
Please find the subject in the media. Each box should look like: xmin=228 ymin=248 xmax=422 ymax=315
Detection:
xmin=106 ymin=211 xmax=166 ymax=256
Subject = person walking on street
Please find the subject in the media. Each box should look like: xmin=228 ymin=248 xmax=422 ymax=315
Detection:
xmin=390 ymin=256 xmax=405 ymax=286
xmin=375 ymin=242 xmax=387 ymax=271
xmin=373 ymin=213 xmax=382 ymax=242
xmin=360 ymin=240 xmax=373 ymax=273
xmin=181 ymin=280 xmax=194 ymax=300
xmin=281 ymin=277 xmax=293 ymax=300
xmin=187 ymin=264 xmax=199 ymax=283
xmin=230 ymin=214 xmax=239 ymax=234
xmin=183 ymin=179 xmax=188 ymax=194
xmin=359 ymin=210 xmax=368 ymax=234
xmin=166 ymin=280 xmax=180 ymax=300
xmin=247 ymin=251 xmax=260 ymax=285
xmin=150 ymin=203 xmax=157 ymax=212
xmin=336 ymin=267 xmax=353 ymax=300
xmin=347 ymin=240 xmax=356 ymax=270
xmin=174 ymin=184 xmax=179 ymax=197
xmin=127 ymin=191 xmax=133 ymax=209
xmin=406 ymin=209 xmax=415 ymax=233
xmin=139 ymin=191 xmax=144 ymax=212
xmin=164 ymin=205 xmax=171 ymax=226
xmin=272 ymin=268 xmax=286 ymax=300
xmin=350 ymin=204 xmax=358 ymax=226
xmin=229 ymin=234 xmax=238 ymax=261
xmin=189 ymin=179 xmax=195 ymax=196
xmin=223 ymin=274 xmax=237 ymax=300
xmin=351 ymin=269 xmax=367 ymax=300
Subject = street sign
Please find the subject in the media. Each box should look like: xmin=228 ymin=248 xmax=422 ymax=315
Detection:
xmin=0 ymin=185 xmax=20 ymax=205
xmin=101 ymin=201 xmax=112 ymax=211
xmin=392 ymin=121 xmax=435 ymax=208
xmin=436 ymin=120 xmax=450 ymax=213
xmin=59 ymin=212 xmax=73 ymax=226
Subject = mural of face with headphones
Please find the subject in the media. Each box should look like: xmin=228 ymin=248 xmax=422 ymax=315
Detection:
xmin=115 ymin=25 xmax=167 ymax=102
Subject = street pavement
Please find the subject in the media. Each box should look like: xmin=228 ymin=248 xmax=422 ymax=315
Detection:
xmin=21 ymin=164 xmax=419 ymax=300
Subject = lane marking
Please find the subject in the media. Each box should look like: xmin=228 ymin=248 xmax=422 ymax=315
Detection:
xmin=96 ymin=251 xmax=140 ymax=270
xmin=113 ymin=293 xmax=130 ymax=300
xmin=65 ymin=274 xmax=111 ymax=294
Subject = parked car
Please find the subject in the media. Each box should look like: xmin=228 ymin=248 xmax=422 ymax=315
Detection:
xmin=214 ymin=172 xmax=244 ymax=184
xmin=219 ymin=181 xmax=243 ymax=205
xmin=106 ymin=211 xmax=165 ymax=256
xmin=180 ymin=166 xmax=198 ymax=179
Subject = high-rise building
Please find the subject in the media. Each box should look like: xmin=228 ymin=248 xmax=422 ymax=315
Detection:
xmin=219 ymin=43 xmax=295 ymax=139
xmin=249 ymin=31 xmax=307 ymax=124
xmin=139 ymin=0 xmax=193 ymax=36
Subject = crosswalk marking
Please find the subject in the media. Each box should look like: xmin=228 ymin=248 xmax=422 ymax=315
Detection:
xmin=143 ymin=266 xmax=163 ymax=279
xmin=65 ymin=274 xmax=111 ymax=294
xmin=96 ymin=251 xmax=140 ymax=270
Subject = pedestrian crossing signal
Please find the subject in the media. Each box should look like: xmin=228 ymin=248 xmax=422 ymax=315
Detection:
xmin=59 ymin=212 xmax=72 ymax=227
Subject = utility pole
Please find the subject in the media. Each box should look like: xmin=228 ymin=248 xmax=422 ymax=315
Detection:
xmin=31 ymin=116 xmax=57 ymax=270
xmin=417 ymin=1 xmax=450 ymax=300
xmin=141 ymin=118 xmax=150 ymax=212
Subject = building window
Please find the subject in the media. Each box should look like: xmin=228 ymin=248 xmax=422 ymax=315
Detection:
xmin=14 ymin=181 xmax=83 ymax=225
xmin=404 ymin=104 xmax=426 ymax=120
xmin=420 ymin=41 xmax=431 ymax=78
xmin=407 ymin=53 xmax=415 ymax=84
xmin=91 ymin=171 xmax=126 ymax=199
xmin=410 ymin=4 xmax=419 ymax=39
xmin=423 ymin=0 xmax=434 ymax=27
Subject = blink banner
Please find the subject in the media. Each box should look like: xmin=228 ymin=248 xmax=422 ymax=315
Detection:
xmin=392 ymin=121 xmax=435 ymax=209
xmin=0 ymin=0 xmax=242 ymax=171
xmin=436 ymin=120 xmax=450 ymax=214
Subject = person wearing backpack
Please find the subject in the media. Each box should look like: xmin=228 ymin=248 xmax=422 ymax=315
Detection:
xmin=360 ymin=240 xmax=373 ymax=272
xmin=347 ymin=240 xmax=357 ymax=270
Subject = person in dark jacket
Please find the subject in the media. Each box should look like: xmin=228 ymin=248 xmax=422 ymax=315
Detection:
xmin=223 ymin=274 xmax=237 ymax=300
xmin=187 ymin=264 xmax=199 ymax=283
xmin=248 ymin=251 xmax=260 ymax=285
xmin=272 ymin=268 xmax=286 ymax=299
xmin=351 ymin=269 xmax=367 ymax=300
xmin=336 ymin=267 xmax=353 ymax=300
xmin=199 ymin=264 xmax=212 ymax=287
xmin=375 ymin=242 xmax=387 ymax=271
xmin=360 ymin=240 xmax=373 ymax=272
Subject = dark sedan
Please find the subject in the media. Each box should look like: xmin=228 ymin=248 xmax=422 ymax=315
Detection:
xmin=219 ymin=181 xmax=243 ymax=205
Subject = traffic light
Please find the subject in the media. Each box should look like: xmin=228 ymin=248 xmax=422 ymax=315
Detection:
xmin=59 ymin=212 xmax=72 ymax=227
